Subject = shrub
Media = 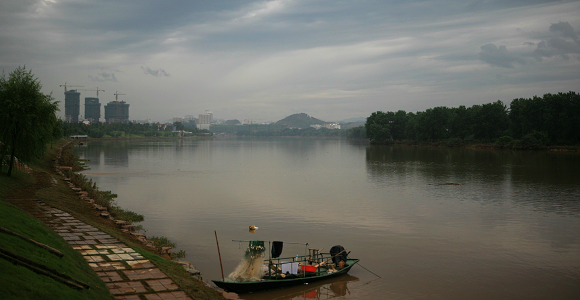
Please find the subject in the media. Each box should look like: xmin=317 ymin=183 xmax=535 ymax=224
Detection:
xmin=496 ymin=136 xmax=514 ymax=148
xmin=447 ymin=138 xmax=463 ymax=147
xmin=519 ymin=131 xmax=548 ymax=150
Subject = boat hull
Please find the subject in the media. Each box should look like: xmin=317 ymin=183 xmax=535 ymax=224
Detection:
xmin=212 ymin=258 xmax=359 ymax=294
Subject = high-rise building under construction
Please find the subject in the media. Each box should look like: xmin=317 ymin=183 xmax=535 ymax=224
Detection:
xmin=84 ymin=97 xmax=101 ymax=123
xmin=104 ymin=101 xmax=130 ymax=123
xmin=64 ymin=90 xmax=80 ymax=122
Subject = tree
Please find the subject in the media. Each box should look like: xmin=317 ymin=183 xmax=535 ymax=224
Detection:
xmin=365 ymin=111 xmax=392 ymax=144
xmin=173 ymin=122 xmax=185 ymax=131
xmin=347 ymin=126 xmax=366 ymax=139
xmin=0 ymin=66 xmax=59 ymax=176
xmin=415 ymin=107 xmax=451 ymax=141
xmin=472 ymin=100 xmax=509 ymax=141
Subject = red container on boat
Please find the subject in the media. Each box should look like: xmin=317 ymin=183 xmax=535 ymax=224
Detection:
xmin=301 ymin=265 xmax=317 ymax=273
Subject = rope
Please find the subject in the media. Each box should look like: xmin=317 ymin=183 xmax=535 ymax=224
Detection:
xmin=357 ymin=262 xmax=382 ymax=278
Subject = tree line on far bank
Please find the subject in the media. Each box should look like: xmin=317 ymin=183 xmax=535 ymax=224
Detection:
xmin=348 ymin=91 xmax=579 ymax=149
xmin=61 ymin=121 xmax=210 ymax=138
xmin=230 ymin=126 xmax=346 ymax=137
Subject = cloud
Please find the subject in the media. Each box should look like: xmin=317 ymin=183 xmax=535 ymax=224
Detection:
xmin=479 ymin=43 xmax=526 ymax=68
xmin=89 ymin=72 xmax=118 ymax=82
xmin=533 ymin=21 xmax=580 ymax=60
xmin=141 ymin=66 xmax=171 ymax=77
xmin=549 ymin=21 xmax=578 ymax=40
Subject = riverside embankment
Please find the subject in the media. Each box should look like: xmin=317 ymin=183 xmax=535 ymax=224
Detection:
xmin=1 ymin=139 xmax=231 ymax=300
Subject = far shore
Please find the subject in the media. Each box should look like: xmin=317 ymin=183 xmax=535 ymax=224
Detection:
xmin=76 ymin=135 xmax=579 ymax=152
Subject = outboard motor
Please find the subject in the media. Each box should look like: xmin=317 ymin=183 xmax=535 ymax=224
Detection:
xmin=329 ymin=245 xmax=347 ymax=265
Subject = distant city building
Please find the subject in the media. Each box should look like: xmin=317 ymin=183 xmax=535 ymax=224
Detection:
xmin=84 ymin=97 xmax=101 ymax=123
xmin=310 ymin=123 xmax=341 ymax=130
xmin=197 ymin=111 xmax=213 ymax=130
xmin=325 ymin=123 xmax=341 ymax=129
xmin=64 ymin=89 xmax=81 ymax=123
xmin=104 ymin=101 xmax=130 ymax=123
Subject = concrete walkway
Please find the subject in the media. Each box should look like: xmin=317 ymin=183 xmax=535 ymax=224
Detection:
xmin=4 ymin=141 xmax=235 ymax=300
xmin=13 ymin=196 xmax=194 ymax=300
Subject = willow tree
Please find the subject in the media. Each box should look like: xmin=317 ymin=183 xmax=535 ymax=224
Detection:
xmin=0 ymin=66 xmax=59 ymax=176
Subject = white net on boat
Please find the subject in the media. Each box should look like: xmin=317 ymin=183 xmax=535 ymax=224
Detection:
xmin=227 ymin=240 xmax=265 ymax=282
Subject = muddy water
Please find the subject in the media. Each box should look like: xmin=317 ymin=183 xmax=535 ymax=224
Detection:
xmin=76 ymin=138 xmax=580 ymax=299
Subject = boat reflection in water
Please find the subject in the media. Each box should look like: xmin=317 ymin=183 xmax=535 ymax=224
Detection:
xmin=239 ymin=274 xmax=359 ymax=300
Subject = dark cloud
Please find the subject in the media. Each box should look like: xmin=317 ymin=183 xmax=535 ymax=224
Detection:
xmin=524 ymin=42 xmax=535 ymax=46
xmin=141 ymin=66 xmax=171 ymax=77
xmin=479 ymin=43 xmax=526 ymax=68
xmin=534 ymin=22 xmax=580 ymax=60
xmin=549 ymin=21 xmax=578 ymax=40
xmin=89 ymin=72 xmax=118 ymax=82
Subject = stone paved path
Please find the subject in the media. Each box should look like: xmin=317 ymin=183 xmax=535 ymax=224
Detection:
xmin=4 ymin=156 xmax=198 ymax=300
xmin=4 ymin=141 xmax=233 ymax=300
xmin=10 ymin=197 xmax=193 ymax=300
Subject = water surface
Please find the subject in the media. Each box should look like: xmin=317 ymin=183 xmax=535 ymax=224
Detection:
xmin=76 ymin=138 xmax=580 ymax=299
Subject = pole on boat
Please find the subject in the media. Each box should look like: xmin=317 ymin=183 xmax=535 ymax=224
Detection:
xmin=215 ymin=230 xmax=225 ymax=281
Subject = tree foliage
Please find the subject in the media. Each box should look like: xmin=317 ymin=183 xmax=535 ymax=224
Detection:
xmin=61 ymin=121 xmax=204 ymax=138
xmin=0 ymin=66 xmax=59 ymax=176
xmin=360 ymin=92 xmax=579 ymax=146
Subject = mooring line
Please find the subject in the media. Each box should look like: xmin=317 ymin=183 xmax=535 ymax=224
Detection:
xmin=357 ymin=262 xmax=382 ymax=278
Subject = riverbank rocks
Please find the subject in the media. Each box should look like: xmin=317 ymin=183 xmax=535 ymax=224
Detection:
xmin=121 ymin=224 xmax=136 ymax=232
xmin=115 ymin=220 xmax=127 ymax=226
xmin=175 ymin=260 xmax=202 ymax=280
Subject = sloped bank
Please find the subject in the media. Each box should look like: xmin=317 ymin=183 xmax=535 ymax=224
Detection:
xmin=43 ymin=140 xmax=228 ymax=299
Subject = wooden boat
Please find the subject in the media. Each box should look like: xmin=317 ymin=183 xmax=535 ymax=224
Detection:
xmin=212 ymin=246 xmax=359 ymax=294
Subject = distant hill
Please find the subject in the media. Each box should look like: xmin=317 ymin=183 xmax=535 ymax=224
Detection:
xmin=339 ymin=117 xmax=366 ymax=123
xmin=341 ymin=122 xmax=365 ymax=130
xmin=224 ymin=119 xmax=241 ymax=125
xmin=276 ymin=113 xmax=326 ymax=129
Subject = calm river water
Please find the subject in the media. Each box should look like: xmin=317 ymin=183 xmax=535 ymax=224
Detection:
xmin=76 ymin=137 xmax=580 ymax=299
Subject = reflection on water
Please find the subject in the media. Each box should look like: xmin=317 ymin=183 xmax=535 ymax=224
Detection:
xmin=76 ymin=138 xmax=580 ymax=300
xmin=240 ymin=274 xmax=359 ymax=300
xmin=366 ymin=145 xmax=580 ymax=214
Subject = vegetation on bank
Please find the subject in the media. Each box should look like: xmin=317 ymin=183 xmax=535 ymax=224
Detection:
xmin=60 ymin=142 xmax=143 ymax=223
xmin=1 ymin=140 xmax=224 ymax=299
xmin=0 ymin=166 xmax=112 ymax=300
xmin=59 ymin=143 xmax=186 ymax=259
xmin=61 ymin=121 xmax=212 ymax=138
xmin=236 ymin=126 xmax=346 ymax=137
xmin=354 ymin=91 xmax=580 ymax=149
xmin=0 ymin=66 xmax=61 ymax=176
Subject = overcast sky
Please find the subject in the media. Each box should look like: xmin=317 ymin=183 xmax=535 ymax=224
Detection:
xmin=1 ymin=0 xmax=579 ymax=123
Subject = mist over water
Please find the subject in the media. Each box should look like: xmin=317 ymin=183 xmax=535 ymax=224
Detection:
xmin=77 ymin=138 xmax=580 ymax=299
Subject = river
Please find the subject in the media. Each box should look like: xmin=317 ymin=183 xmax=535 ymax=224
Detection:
xmin=76 ymin=137 xmax=580 ymax=299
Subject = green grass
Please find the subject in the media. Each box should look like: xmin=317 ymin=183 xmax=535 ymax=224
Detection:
xmin=0 ymin=141 xmax=224 ymax=300
xmin=0 ymin=166 xmax=33 ymax=194
xmin=0 ymin=169 xmax=112 ymax=300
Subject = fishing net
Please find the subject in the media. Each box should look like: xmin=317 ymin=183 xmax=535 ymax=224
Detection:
xmin=227 ymin=240 xmax=266 ymax=282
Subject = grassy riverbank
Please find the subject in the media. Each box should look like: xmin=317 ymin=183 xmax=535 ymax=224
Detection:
xmin=0 ymin=166 xmax=112 ymax=300
xmin=0 ymin=140 xmax=225 ymax=300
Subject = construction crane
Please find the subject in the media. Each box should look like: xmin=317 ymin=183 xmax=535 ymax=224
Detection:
xmin=114 ymin=91 xmax=126 ymax=101
xmin=112 ymin=91 xmax=127 ymax=122
xmin=59 ymin=82 xmax=84 ymax=92
xmin=75 ymin=88 xmax=105 ymax=98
